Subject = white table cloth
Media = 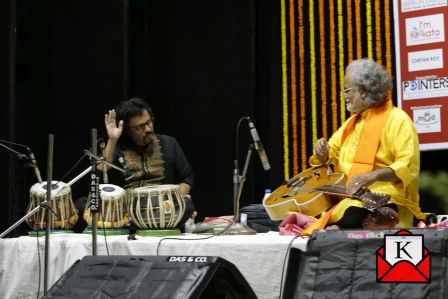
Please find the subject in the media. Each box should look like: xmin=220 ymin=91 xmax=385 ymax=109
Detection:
xmin=0 ymin=232 xmax=308 ymax=299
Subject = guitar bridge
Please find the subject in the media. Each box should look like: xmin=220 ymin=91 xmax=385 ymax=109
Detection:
xmin=287 ymin=175 xmax=310 ymax=188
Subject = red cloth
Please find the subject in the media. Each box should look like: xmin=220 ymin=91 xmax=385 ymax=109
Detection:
xmin=279 ymin=213 xmax=316 ymax=236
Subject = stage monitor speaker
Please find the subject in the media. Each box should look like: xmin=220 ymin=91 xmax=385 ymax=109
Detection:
xmin=283 ymin=229 xmax=448 ymax=299
xmin=44 ymin=255 xmax=256 ymax=299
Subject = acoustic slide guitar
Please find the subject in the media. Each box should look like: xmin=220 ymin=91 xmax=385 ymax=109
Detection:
xmin=263 ymin=166 xmax=391 ymax=221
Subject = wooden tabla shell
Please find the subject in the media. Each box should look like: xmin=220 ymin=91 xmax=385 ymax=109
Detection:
xmin=27 ymin=181 xmax=78 ymax=230
xmin=84 ymin=184 xmax=128 ymax=229
xmin=127 ymin=184 xmax=185 ymax=229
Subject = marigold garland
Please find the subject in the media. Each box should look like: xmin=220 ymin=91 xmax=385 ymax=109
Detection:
xmin=329 ymin=0 xmax=338 ymax=133
xmin=310 ymin=0 xmax=318 ymax=145
xmin=298 ymin=0 xmax=307 ymax=172
xmin=337 ymin=0 xmax=346 ymax=123
xmin=355 ymin=0 xmax=362 ymax=58
xmin=384 ymin=0 xmax=392 ymax=74
xmin=319 ymin=1 xmax=328 ymax=140
xmin=280 ymin=0 xmax=289 ymax=180
xmin=375 ymin=0 xmax=382 ymax=63
xmin=289 ymin=0 xmax=298 ymax=175
xmin=366 ymin=0 xmax=373 ymax=59
xmin=346 ymin=0 xmax=354 ymax=63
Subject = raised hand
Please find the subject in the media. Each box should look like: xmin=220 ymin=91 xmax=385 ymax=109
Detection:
xmin=313 ymin=138 xmax=330 ymax=163
xmin=104 ymin=109 xmax=123 ymax=141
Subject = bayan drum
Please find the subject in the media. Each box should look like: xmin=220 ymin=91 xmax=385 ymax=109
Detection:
xmin=27 ymin=181 xmax=78 ymax=230
xmin=127 ymin=184 xmax=185 ymax=230
xmin=83 ymin=184 xmax=128 ymax=229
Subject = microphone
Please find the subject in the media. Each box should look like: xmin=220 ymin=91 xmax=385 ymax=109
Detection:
xmin=83 ymin=149 xmax=132 ymax=181
xmin=27 ymin=148 xmax=43 ymax=183
xmin=247 ymin=118 xmax=271 ymax=171
xmin=116 ymin=148 xmax=133 ymax=182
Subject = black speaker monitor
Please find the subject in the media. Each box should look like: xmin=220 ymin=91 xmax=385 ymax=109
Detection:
xmin=283 ymin=229 xmax=448 ymax=299
xmin=44 ymin=255 xmax=257 ymax=299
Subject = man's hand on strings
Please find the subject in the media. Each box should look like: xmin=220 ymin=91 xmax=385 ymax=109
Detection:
xmin=346 ymin=173 xmax=376 ymax=195
xmin=347 ymin=168 xmax=400 ymax=195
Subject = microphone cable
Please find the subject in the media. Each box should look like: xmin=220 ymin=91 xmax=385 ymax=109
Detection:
xmin=155 ymin=234 xmax=215 ymax=256
xmin=234 ymin=117 xmax=250 ymax=174
xmin=99 ymin=210 xmax=110 ymax=256
xmin=35 ymin=230 xmax=42 ymax=299
xmin=0 ymin=138 xmax=29 ymax=150
xmin=278 ymin=234 xmax=308 ymax=299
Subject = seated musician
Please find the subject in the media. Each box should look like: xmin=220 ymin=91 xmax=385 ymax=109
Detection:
xmin=309 ymin=59 xmax=426 ymax=229
xmin=103 ymin=97 xmax=194 ymax=227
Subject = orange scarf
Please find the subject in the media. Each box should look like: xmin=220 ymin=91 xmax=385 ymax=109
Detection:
xmin=346 ymin=99 xmax=393 ymax=181
xmin=302 ymin=99 xmax=393 ymax=235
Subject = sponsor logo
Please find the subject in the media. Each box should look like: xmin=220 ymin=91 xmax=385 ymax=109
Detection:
xmin=412 ymin=105 xmax=442 ymax=133
xmin=402 ymin=77 xmax=448 ymax=99
xmin=377 ymin=229 xmax=431 ymax=283
xmin=346 ymin=231 xmax=384 ymax=239
xmin=406 ymin=14 xmax=445 ymax=46
xmin=408 ymin=48 xmax=443 ymax=71
xmin=168 ymin=256 xmax=209 ymax=263
xmin=402 ymin=0 xmax=447 ymax=12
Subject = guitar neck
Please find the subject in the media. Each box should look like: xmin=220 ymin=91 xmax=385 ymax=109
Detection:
xmin=304 ymin=184 xmax=360 ymax=200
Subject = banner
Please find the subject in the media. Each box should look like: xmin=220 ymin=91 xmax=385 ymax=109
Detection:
xmin=393 ymin=0 xmax=448 ymax=150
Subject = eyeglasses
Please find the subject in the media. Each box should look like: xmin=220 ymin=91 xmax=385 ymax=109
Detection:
xmin=129 ymin=119 xmax=153 ymax=132
xmin=343 ymin=87 xmax=354 ymax=94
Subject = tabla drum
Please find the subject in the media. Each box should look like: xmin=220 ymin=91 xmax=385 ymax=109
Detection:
xmin=83 ymin=184 xmax=128 ymax=229
xmin=126 ymin=184 xmax=185 ymax=229
xmin=26 ymin=181 xmax=78 ymax=230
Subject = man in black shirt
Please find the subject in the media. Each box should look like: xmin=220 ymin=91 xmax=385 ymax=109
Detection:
xmin=75 ymin=98 xmax=194 ymax=232
xmin=72 ymin=98 xmax=194 ymax=232
xmin=104 ymin=98 xmax=193 ymax=195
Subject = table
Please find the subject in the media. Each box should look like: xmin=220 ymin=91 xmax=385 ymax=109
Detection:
xmin=0 ymin=233 xmax=308 ymax=299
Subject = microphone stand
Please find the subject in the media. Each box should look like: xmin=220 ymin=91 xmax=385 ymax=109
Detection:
xmin=0 ymin=135 xmax=128 ymax=295
xmin=0 ymin=151 xmax=126 ymax=239
xmin=90 ymin=129 xmax=99 ymax=256
xmin=0 ymin=141 xmax=36 ymax=174
xmin=43 ymin=134 xmax=54 ymax=295
xmin=0 ymin=136 xmax=56 ymax=293
xmin=224 ymin=144 xmax=256 ymax=235
xmin=84 ymin=148 xmax=130 ymax=255
xmin=0 ymin=137 xmax=62 ymax=240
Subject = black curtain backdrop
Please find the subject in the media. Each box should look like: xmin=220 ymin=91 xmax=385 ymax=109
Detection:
xmin=0 ymin=0 xmax=279 ymax=235
xmin=1 ymin=1 xmax=446 ymax=236
xmin=0 ymin=0 xmax=12 ymax=233
xmin=129 ymin=0 xmax=261 ymax=219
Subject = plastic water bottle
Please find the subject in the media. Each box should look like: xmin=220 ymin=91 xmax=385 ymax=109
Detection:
xmin=240 ymin=213 xmax=248 ymax=225
xmin=262 ymin=188 xmax=272 ymax=202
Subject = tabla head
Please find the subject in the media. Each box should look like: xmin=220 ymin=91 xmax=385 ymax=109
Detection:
xmin=84 ymin=184 xmax=128 ymax=229
xmin=30 ymin=181 xmax=69 ymax=197
xmin=99 ymin=184 xmax=125 ymax=198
